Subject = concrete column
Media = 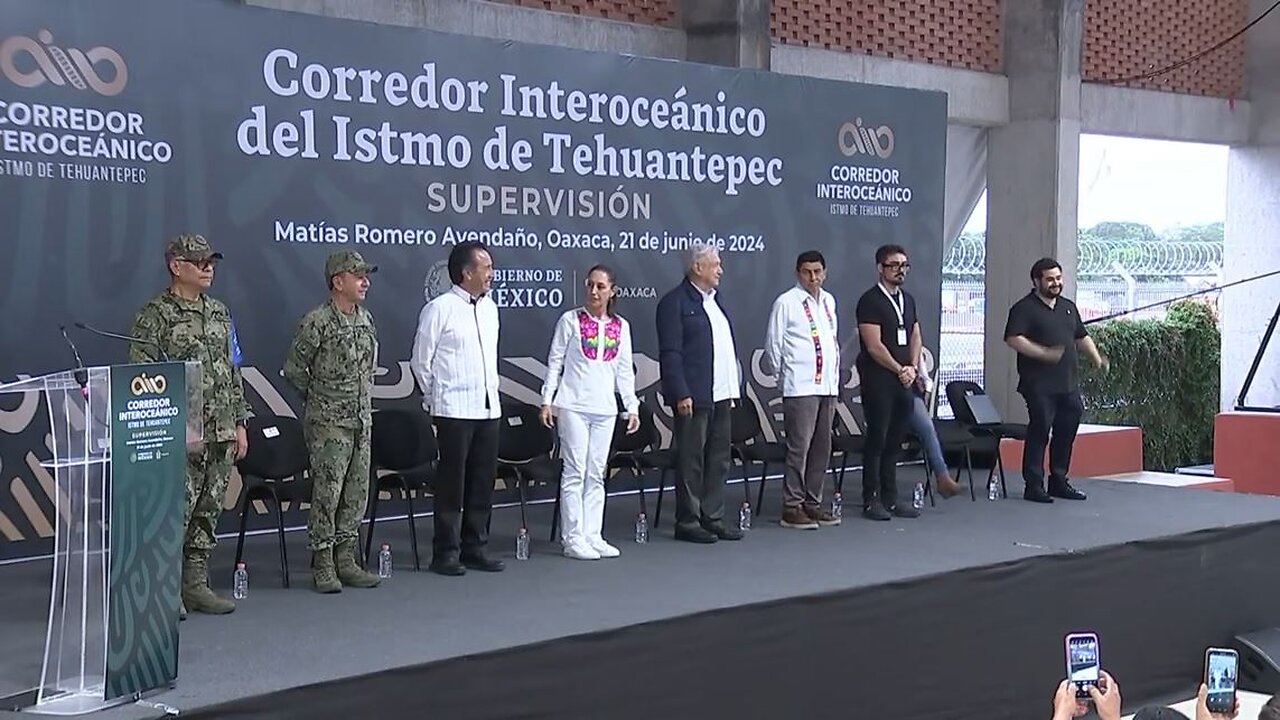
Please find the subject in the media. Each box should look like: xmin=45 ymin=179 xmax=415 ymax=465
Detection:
xmin=679 ymin=0 xmax=770 ymax=69
xmin=1223 ymin=0 xmax=1280 ymax=411
xmin=983 ymin=0 xmax=1083 ymax=422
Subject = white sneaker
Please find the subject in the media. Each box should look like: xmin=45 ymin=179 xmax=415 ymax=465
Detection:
xmin=588 ymin=537 xmax=621 ymax=558
xmin=563 ymin=542 xmax=601 ymax=561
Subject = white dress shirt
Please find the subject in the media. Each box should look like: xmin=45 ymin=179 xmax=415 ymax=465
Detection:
xmin=700 ymin=287 xmax=741 ymax=403
xmin=540 ymin=308 xmax=640 ymax=417
xmin=410 ymin=285 xmax=501 ymax=420
xmin=764 ymin=285 xmax=840 ymax=398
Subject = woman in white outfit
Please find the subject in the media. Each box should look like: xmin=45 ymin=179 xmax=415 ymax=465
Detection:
xmin=539 ymin=265 xmax=640 ymax=560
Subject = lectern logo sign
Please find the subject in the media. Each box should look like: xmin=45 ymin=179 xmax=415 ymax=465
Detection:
xmin=129 ymin=372 xmax=166 ymax=396
xmin=837 ymin=118 xmax=896 ymax=159
xmin=0 ymin=30 xmax=128 ymax=96
xmin=108 ymin=362 xmax=185 ymax=699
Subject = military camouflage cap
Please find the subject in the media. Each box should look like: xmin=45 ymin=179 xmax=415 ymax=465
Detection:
xmin=165 ymin=234 xmax=222 ymax=262
xmin=326 ymin=250 xmax=378 ymax=278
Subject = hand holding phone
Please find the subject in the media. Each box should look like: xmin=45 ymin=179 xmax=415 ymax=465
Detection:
xmin=1065 ymin=632 xmax=1101 ymax=699
xmin=1203 ymin=648 xmax=1239 ymax=715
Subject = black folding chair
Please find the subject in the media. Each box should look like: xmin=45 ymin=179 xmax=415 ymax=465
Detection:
xmin=233 ymin=415 xmax=311 ymax=588
xmin=907 ymin=385 xmax=978 ymax=502
xmin=605 ymin=401 xmax=658 ymax=521
xmin=366 ymin=408 xmax=438 ymax=571
xmin=946 ymin=380 xmax=1026 ymax=499
xmin=831 ymin=398 xmax=936 ymax=508
xmin=495 ymin=401 xmax=563 ymax=542
xmin=730 ymin=398 xmax=787 ymax=516
xmin=830 ymin=402 xmax=864 ymax=496
xmin=931 ymin=418 xmax=979 ymax=500
xmin=631 ymin=404 xmax=679 ymax=529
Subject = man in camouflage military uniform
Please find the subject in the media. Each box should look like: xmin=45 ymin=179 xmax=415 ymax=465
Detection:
xmin=130 ymin=234 xmax=250 ymax=617
xmin=283 ymin=250 xmax=381 ymax=593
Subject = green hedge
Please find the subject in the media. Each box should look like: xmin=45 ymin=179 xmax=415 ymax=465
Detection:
xmin=1080 ymin=300 xmax=1220 ymax=472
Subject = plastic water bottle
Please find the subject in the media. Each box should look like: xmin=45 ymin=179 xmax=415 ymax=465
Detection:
xmin=831 ymin=492 xmax=843 ymax=520
xmin=912 ymin=482 xmax=925 ymax=510
xmin=232 ymin=562 xmax=248 ymax=600
xmin=739 ymin=501 xmax=752 ymax=531
xmin=515 ymin=528 xmax=530 ymax=560
xmin=988 ymin=475 xmax=1000 ymax=501
xmin=634 ymin=512 xmax=648 ymax=544
xmin=378 ymin=543 xmax=393 ymax=578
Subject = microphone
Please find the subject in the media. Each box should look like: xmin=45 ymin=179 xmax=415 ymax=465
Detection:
xmin=74 ymin=322 xmax=170 ymax=362
xmin=58 ymin=324 xmax=89 ymax=395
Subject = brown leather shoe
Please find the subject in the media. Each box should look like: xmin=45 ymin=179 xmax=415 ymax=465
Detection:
xmin=806 ymin=507 xmax=842 ymax=527
xmin=935 ymin=473 xmax=964 ymax=499
xmin=780 ymin=507 xmax=819 ymax=529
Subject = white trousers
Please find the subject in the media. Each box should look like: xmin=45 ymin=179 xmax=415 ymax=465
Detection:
xmin=557 ymin=409 xmax=614 ymax=548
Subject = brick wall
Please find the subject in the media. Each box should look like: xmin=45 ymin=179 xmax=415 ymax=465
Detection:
xmin=489 ymin=0 xmax=676 ymax=26
xmin=489 ymin=0 xmax=1246 ymax=98
xmin=1083 ymin=0 xmax=1246 ymax=97
xmin=770 ymin=0 xmax=1002 ymax=72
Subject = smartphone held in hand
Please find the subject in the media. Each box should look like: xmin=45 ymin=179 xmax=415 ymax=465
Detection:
xmin=1204 ymin=647 xmax=1239 ymax=714
xmin=1065 ymin=632 xmax=1102 ymax=699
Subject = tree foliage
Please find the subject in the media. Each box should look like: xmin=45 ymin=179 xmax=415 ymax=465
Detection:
xmin=1080 ymin=300 xmax=1220 ymax=471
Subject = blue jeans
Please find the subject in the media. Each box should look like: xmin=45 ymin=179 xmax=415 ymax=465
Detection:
xmin=907 ymin=395 xmax=947 ymax=474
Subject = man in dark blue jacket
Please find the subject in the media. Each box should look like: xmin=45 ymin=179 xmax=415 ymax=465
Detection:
xmin=656 ymin=243 xmax=744 ymax=544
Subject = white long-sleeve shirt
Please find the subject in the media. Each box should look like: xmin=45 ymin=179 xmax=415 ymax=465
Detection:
xmin=410 ymin=285 xmax=501 ymax=420
xmin=540 ymin=308 xmax=640 ymax=417
xmin=699 ymin=286 xmax=741 ymax=403
xmin=764 ymin=285 xmax=841 ymax=398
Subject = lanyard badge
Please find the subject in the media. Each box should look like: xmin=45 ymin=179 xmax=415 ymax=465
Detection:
xmin=879 ymin=285 xmax=908 ymax=346
xmin=801 ymin=297 xmax=836 ymax=383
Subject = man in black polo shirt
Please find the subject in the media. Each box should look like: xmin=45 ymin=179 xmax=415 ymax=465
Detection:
xmin=855 ymin=244 xmax=925 ymax=520
xmin=1003 ymin=257 xmax=1108 ymax=503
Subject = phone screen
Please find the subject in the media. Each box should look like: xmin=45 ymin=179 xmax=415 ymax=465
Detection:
xmin=1067 ymin=634 xmax=1101 ymax=697
xmin=1205 ymin=649 xmax=1239 ymax=713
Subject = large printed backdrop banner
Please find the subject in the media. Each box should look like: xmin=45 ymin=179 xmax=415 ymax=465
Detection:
xmin=0 ymin=0 xmax=946 ymax=561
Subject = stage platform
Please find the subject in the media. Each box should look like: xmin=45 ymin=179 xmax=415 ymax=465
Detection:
xmin=4 ymin=474 xmax=1280 ymax=720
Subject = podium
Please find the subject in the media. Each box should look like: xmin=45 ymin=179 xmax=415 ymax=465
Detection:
xmin=0 ymin=362 xmax=201 ymax=715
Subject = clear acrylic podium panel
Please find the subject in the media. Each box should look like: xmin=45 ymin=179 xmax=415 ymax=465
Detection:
xmin=0 ymin=362 xmax=201 ymax=715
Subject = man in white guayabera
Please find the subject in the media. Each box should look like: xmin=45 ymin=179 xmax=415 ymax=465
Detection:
xmin=410 ymin=240 xmax=505 ymax=577
xmin=763 ymin=250 xmax=845 ymax=530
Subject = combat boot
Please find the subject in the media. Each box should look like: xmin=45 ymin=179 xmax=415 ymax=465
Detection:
xmin=311 ymin=550 xmax=342 ymax=594
xmin=181 ymin=553 xmax=236 ymax=615
xmin=334 ymin=541 xmax=381 ymax=588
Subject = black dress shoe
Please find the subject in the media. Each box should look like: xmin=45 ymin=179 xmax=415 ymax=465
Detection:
xmin=674 ymin=525 xmax=718 ymax=544
xmin=460 ymin=553 xmax=506 ymax=572
xmin=862 ymin=502 xmax=892 ymax=521
xmin=1023 ymin=486 xmax=1054 ymax=504
xmin=703 ymin=522 xmax=744 ymax=541
xmin=429 ymin=557 xmax=466 ymax=576
xmin=1048 ymin=480 xmax=1087 ymax=501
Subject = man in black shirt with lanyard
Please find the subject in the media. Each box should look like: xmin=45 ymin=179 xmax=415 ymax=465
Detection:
xmin=1003 ymin=258 xmax=1108 ymax=503
xmin=855 ymin=244 xmax=927 ymax=521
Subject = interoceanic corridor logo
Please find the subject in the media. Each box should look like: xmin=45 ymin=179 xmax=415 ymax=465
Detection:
xmin=0 ymin=30 xmax=128 ymax=96
xmin=837 ymin=117 xmax=895 ymax=159
xmin=130 ymin=373 xmax=167 ymax=396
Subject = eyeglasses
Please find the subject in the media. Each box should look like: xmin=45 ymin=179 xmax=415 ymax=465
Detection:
xmin=178 ymin=258 xmax=218 ymax=271
xmin=881 ymin=261 xmax=910 ymax=270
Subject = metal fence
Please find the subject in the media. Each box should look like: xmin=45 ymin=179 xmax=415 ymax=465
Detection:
xmin=935 ymin=278 xmax=1219 ymax=417
xmin=928 ymin=234 xmax=1223 ymax=416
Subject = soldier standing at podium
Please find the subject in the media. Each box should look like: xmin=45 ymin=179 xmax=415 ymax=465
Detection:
xmin=129 ymin=234 xmax=250 ymax=618
xmin=284 ymin=251 xmax=382 ymax=593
